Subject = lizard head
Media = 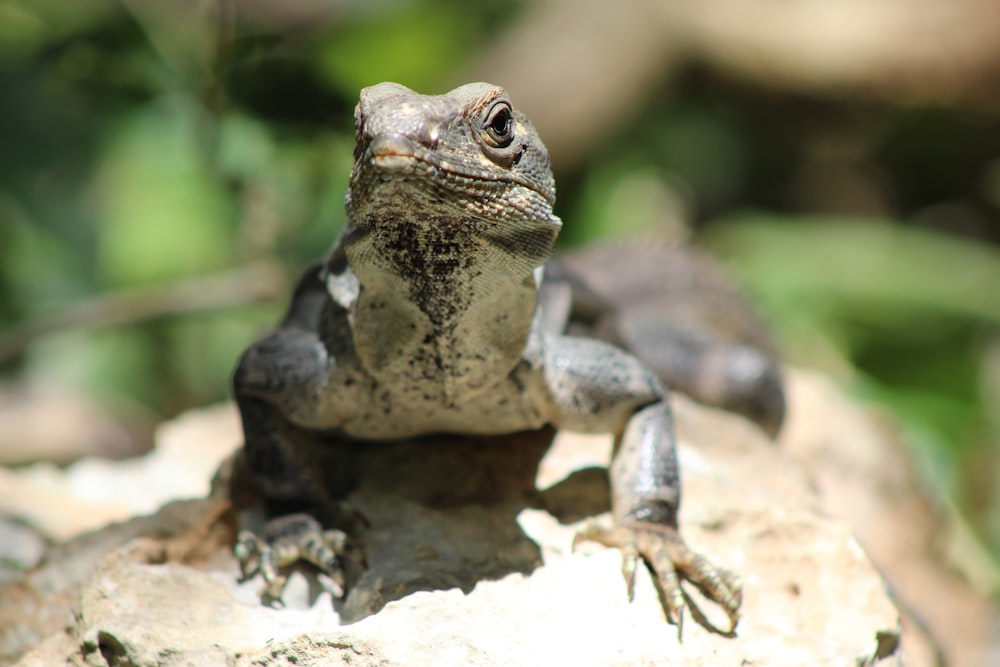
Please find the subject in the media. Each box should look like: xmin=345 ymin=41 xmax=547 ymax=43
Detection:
xmin=347 ymin=82 xmax=562 ymax=242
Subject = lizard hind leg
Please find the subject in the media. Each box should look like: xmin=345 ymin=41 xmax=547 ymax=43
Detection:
xmin=555 ymin=245 xmax=787 ymax=437
xmin=625 ymin=325 xmax=786 ymax=439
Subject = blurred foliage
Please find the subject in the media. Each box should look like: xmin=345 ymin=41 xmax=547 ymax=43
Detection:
xmin=0 ymin=0 xmax=997 ymax=565
xmin=709 ymin=218 xmax=998 ymax=479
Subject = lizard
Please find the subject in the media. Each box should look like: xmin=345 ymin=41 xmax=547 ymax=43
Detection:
xmin=231 ymin=81 xmax=785 ymax=633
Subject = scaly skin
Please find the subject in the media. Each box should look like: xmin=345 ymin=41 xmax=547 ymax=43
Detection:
xmin=233 ymin=82 xmax=759 ymax=632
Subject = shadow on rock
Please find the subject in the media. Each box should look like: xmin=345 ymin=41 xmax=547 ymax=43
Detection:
xmin=229 ymin=427 xmax=615 ymax=623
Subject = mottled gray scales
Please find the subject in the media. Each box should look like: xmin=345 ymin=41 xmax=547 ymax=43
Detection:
xmin=232 ymin=81 xmax=785 ymax=633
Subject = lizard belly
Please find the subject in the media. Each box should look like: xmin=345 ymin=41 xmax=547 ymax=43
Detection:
xmin=335 ymin=366 xmax=548 ymax=440
xmin=299 ymin=285 xmax=551 ymax=440
xmin=350 ymin=272 xmax=537 ymax=405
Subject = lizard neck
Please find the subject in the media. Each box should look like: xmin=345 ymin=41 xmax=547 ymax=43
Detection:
xmin=338 ymin=195 xmax=556 ymax=400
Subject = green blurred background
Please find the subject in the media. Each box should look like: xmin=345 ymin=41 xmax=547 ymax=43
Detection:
xmin=0 ymin=0 xmax=997 ymax=577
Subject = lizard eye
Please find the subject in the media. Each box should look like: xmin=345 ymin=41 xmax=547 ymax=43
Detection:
xmin=484 ymin=102 xmax=514 ymax=147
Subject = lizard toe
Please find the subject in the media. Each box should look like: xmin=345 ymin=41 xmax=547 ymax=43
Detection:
xmin=574 ymin=519 xmax=742 ymax=636
xmin=235 ymin=512 xmax=364 ymax=601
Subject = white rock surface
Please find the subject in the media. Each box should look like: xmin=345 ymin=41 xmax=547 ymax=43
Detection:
xmin=6 ymin=372 xmax=909 ymax=666
xmin=0 ymin=404 xmax=239 ymax=540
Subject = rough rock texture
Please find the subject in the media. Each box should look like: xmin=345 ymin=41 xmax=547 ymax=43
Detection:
xmin=0 ymin=404 xmax=239 ymax=541
xmin=778 ymin=370 xmax=1000 ymax=667
xmin=17 ymin=525 xmax=896 ymax=667
xmin=0 ymin=383 xmax=148 ymax=468
xmin=2 ymin=370 xmax=939 ymax=666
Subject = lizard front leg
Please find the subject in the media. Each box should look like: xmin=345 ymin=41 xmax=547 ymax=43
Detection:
xmin=233 ymin=350 xmax=365 ymax=601
xmin=231 ymin=270 xmax=365 ymax=601
xmin=538 ymin=335 xmax=742 ymax=634
xmin=575 ymin=399 xmax=742 ymax=635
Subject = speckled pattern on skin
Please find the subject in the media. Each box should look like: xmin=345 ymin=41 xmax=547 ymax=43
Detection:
xmin=232 ymin=82 xmax=758 ymax=633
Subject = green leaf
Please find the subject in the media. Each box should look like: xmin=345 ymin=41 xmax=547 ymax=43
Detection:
xmin=316 ymin=1 xmax=477 ymax=96
xmin=92 ymin=99 xmax=234 ymax=287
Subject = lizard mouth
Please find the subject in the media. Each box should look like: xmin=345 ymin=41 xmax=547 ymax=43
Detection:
xmin=368 ymin=133 xmax=425 ymax=173
xmin=361 ymin=133 xmax=555 ymax=206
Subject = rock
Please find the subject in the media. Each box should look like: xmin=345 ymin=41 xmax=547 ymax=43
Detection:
xmin=0 ymin=383 xmax=150 ymax=467
xmin=7 ymin=372 xmax=909 ymax=667
xmin=0 ymin=498 xmax=235 ymax=665
xmin=16 ymin=521 xmax=897 ymax=667
xmin=779 ymin=369 xmax=1000 ymax=667
xmin=0 ymin=517 xmax=47 ymax=584
xmin=0 ymin=403 xmax=239 ymax=541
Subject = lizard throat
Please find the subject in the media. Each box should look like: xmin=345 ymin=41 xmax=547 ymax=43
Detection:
xmin=341 ymin=202 xmax=544 ymax=402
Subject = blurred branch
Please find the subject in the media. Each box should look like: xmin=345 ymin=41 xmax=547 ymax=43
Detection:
xmin=118 ymin=0 xmax=216 ymax=82
xmin=0 ymin=262 xmax=287 ymax=363
xmin=680 ymin=0 xmax=1000 ymax=106
xmin=466 ymin=0 xmax=1000 ymax=170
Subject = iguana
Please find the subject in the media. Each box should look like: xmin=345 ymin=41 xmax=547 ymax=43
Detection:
xmin=232 ymin=82 xmax=785 ymax=633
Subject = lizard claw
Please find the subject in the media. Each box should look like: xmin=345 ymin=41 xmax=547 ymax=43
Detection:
xmin=620 ymin=541 xmax=639 ymax=600
xmin=574 ymin=519 xmax=741 ymax=637
xmin=235 ymin=513 xmax=364 ymax=601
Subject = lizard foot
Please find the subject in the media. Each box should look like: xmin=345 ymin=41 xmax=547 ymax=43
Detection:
xmin=235 ymin=512 xmax=366 ymax=601
xmin=573 ymin=519 xmax=741 ymax=637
